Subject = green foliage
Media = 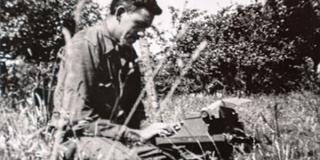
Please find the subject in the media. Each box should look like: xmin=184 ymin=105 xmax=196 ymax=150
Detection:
xmin=0 ymin=0 xmax=102 ymax=61
xmin=155 ymin=0 xmax=320 ymax=95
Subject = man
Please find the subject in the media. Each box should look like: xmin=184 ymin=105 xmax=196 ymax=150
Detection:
xmin=52 ymin=0 xmax=178 ymax=159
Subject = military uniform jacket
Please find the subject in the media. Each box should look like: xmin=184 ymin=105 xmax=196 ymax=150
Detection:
xmin=53 ymin=21 xmax=146 ymax=139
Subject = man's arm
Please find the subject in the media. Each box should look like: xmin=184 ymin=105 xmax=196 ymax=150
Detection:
xmin=56 ymin=37 xmax=136 ymax=140
xmin=56 ymin=35 xmax=179 ymax=143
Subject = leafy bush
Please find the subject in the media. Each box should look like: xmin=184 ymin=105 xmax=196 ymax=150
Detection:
xmin=155 ymin=0 xmax=320 ymax=95
xmin=0 ymin=0 xmax=102 ymax=61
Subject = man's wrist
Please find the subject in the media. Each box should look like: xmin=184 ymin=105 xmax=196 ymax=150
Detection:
xmin=122 ymin=128 xmax=145 ymax=143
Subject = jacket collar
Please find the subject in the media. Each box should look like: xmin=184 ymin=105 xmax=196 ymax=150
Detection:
xmin=99 ymin=20 xmax=117 ymax=54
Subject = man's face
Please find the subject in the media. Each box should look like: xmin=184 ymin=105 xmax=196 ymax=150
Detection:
xmin=117 ymin=8 xmax=154 ymax=45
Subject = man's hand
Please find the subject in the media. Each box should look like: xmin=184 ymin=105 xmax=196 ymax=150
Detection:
xmin=138 ymin=122 xmax=183 ymax=142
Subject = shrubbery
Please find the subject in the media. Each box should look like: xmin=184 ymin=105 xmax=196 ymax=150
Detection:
xmin=1 ymin=0 xmax=320 ymax=96
xmin=154 ymin=0 xmax=320 ymax=95
xmin=0 ymin=0 xmax=102 ymax=102
xmin=0 ymin=0 xmax=101 ymax=61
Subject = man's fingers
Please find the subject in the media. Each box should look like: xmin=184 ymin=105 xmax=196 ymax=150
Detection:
xmin=174 ymin=121 xmax=184 ymax=130
xmin=158 ymin=130 xmax=172 ymax=137
xmin=142 ymin=122 xmax=185 ymax=140
xmin=158 ymin=122 xmax=184 ymax=137
xmin=169 ymin=121 xmax=184 ymax=133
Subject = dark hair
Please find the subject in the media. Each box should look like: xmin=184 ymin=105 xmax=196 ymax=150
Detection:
xmin=110 ymin=0 xmax=162 ymax=15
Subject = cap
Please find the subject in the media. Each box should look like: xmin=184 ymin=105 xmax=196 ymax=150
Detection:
xmin=134 ymin=0 xmax=162 ymax=15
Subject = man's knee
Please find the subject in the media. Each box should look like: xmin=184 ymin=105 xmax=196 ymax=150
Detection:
xmin=76 ymin=137 xmax=140 ymax=160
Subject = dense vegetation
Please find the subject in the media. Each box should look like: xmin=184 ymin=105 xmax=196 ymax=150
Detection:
xmin=1 ymin=0 xmax=320 ymax=95
xmin=0 ymin=0 xmax=101 ymax=61
xmin=154 ymin=0 xmax=320 ymax=95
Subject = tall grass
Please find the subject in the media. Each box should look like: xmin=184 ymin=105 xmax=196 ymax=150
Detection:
xmin=152 ymin=92 xmax=320 ymax=160
xmin=0 ymin=96 xmax=52 ymax=160
xmin=1 ymin=91 xmax=319 ymax=159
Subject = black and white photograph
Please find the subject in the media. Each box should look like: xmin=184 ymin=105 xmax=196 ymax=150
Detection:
xmin=1 ymin=0 xmax=320 ymax=159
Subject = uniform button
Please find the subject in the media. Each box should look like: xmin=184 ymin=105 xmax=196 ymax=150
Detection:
xmin=120 ymin=58 xmax=126 ymax=66
xmin=99 ymin=83 xmax=112 ymax=88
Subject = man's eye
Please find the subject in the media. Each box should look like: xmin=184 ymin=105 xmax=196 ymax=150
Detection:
xmin=136 ymin=22 xmax=148 ymax=28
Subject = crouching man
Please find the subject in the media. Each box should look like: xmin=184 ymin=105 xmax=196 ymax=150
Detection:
xmin=51 ymin=0 xmax=177 ymax=159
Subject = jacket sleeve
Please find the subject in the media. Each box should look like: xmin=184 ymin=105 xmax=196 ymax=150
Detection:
xmin=59 ymin=38 xmax=97 ymax=122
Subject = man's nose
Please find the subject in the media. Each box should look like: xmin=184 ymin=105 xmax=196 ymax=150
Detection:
xmin=137 ymin=31 xmax=145 ymax=38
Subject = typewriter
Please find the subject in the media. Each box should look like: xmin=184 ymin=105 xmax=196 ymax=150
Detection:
xmin=155 ymin=98 xmax=256 ymax=160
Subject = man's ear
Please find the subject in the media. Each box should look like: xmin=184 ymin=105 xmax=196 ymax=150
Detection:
xmin=115 ymin=6 xmax=126 ymax=22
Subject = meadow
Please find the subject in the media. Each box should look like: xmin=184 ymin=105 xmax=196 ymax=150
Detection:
xmin=165 ymin=92 xmax=320 ymax=160
xmin=1 ymin=91 xmax=320 ymax=159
